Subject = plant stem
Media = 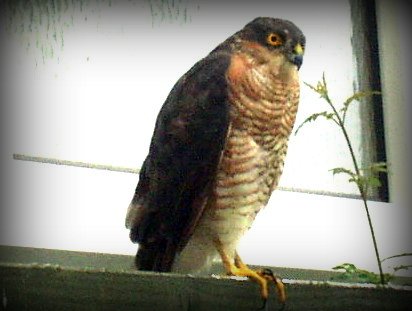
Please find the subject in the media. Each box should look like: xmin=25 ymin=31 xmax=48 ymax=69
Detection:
xmin=324 ymin=90 xmax=385 ymax=285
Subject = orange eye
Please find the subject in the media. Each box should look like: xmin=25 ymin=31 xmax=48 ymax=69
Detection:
xmin=267 ymin=33 xmax=283 ymax=46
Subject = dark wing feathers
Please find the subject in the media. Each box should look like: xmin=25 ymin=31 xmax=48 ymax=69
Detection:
xmin=129 ymin=51 xmax=232 ymax=271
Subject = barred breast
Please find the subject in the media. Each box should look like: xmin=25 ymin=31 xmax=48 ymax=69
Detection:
xmin=209 ymin=52 xmax=299 ymax=243
xmin=172 ymin=52 xmax=300 ymax=274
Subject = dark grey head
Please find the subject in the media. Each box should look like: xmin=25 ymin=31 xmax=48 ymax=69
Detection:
xmin=240 ymin=17 xmax=306 ymax=69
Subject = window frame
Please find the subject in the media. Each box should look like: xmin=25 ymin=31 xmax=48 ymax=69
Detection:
xmin=350 ymin=0 xmax=388 ymax=202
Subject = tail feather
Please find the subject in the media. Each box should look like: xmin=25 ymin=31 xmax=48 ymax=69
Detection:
xmin=135 ymin=240 xmax=178 ymax=272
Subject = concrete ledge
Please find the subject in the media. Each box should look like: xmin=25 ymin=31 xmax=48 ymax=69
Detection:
xmin=1 ymin=246 xmax=411 ymax=310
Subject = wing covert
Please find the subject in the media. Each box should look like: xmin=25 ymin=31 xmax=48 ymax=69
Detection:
xmin=127 ymin=51 xmax=232 ymax=271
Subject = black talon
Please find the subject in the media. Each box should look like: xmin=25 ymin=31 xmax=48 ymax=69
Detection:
xmin=258 ymin=296 xmax=286 ymax=311
xmin=258 ymin=297 xmax=267 ymax=311
xmin=260 ymin=268 xmax=275 ymax=277
xmin=257 ymin=268 xmax=287 ymax=310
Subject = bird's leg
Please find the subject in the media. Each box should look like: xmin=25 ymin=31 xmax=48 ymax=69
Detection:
xmin=214 ymin=238 xmax=286 ymax=309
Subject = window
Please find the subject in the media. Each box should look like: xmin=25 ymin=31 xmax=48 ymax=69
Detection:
xmin=4 ymin=0 xmax=386 ymax=199
xmin=2 ymin=0 xmax=410 ymax=275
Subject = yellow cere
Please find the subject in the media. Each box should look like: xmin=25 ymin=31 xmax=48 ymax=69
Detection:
xmin=294 ymin=43 xmax=304 ymax=55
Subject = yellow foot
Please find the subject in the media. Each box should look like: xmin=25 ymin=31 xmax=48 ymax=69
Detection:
xmin=214 ymin=239 xmax=286 ymax=309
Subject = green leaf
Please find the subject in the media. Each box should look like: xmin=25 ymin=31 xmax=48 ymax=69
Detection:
xmin=341 ymin=91 xmax=381 ymax=112
xmin=368 ymin=162 xmax=388 ymax=174
xmin=341 ymin=91 xmax=381 ymax=124
xmin=348 ymin=177 xmax=359 ymax=184
xmin=295 ymin=111 xmax=335 ymax=135
xmin=304 ymin=80 xmax=328 ymax=99
xmin=332 ymin=263 xmax=357 ymax=273
xmin=303 ymin=81 xmax=317 ymax=92
xmin=330 ymin=167 xmax=366 ymax=188
xmin=329 ymin=167 xmax=356 ymax=177
xmin=304 ymin=72 xmax=329 ymax=99
xmin=366 ymin=176 xmax=382 ymax=188
xmin=330 ymin=167 xmax=349 ymax=175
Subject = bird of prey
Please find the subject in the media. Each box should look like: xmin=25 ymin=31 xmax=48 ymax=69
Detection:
xmin=126 ymin=17 xmax=305 ymax=306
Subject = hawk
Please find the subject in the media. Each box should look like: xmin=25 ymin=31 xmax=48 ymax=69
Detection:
xmin=126 ymin=17 xmax=305 ymax=306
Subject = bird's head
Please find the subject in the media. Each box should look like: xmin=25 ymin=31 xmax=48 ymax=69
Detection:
xmin=237 ymin=17 xmax=306 ymax=70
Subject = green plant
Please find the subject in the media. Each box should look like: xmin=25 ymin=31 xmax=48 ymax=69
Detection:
xmin=295 ymin=73 xmax=386 ymax=285
xmin=331 ymin=263 xmax=391 ymax=284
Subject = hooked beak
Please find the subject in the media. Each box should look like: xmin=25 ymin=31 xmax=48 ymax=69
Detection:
xmin=291 ymin=43 xmax=304 ymax=70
